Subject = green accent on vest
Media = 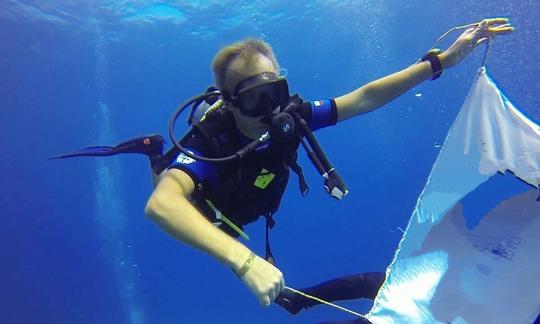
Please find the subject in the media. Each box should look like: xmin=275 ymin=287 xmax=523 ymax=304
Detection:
xmin=254 ymin=168 xmax=276 ymax=189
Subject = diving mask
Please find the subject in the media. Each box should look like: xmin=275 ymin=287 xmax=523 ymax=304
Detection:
xmin=228 ymin=72 xmax=290 ymax=117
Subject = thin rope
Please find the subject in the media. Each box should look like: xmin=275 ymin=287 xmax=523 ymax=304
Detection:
xmin=284 ymin=286 xmax=369 ymax=320
xmin=480 ymin=40 xmax=491 ymax=67
xmin=414 ymin=21 xmax=482 ymax=64
xmin=430 ymin=22 xmax=480 ymax=50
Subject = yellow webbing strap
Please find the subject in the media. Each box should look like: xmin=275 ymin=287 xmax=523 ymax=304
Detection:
xmin=205 ymin=199 xmax=249 ymax=241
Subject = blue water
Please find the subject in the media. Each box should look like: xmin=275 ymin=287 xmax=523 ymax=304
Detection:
xmin=1 ymin=1 xmax=539 ymax=323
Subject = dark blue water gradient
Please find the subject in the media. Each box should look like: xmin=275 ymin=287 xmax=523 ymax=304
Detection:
xmin=1 ymin=1 xmax=539 ymax=323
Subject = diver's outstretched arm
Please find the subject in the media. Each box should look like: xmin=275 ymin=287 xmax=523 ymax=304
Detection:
xmin=334 ymin=18 xmax=513 ymax=121
xmin=145 ymin=168 xmax=284 ymax=306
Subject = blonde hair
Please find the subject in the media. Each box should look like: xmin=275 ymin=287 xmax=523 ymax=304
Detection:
xmin=212 ymin=38 xmax=280 ymax=93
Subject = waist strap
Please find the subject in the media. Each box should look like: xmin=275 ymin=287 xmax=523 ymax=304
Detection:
xmin=264 ymin=213 xmax=276 ymax=265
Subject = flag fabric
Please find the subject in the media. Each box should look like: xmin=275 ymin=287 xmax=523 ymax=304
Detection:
xmin=367 ymin=68 xmax=540 ymax=324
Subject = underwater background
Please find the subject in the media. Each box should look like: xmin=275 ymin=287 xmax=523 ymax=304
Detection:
xmin=1 ymin=1 xmax=539 ymax=323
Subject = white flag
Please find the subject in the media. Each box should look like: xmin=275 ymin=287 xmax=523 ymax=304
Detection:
xmin=368 ymin=68 xmax=540 ymax=324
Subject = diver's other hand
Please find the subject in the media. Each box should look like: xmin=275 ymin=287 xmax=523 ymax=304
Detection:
xmin=440 ymin=18 xmax=514 ymax=69
xmin=238 ymin=254 xmax=285 ymax=306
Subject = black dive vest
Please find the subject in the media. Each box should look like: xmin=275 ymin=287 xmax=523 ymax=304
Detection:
xmin=185 ymin=105 xmax=300 ymax=237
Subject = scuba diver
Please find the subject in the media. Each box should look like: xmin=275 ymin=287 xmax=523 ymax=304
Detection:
xmin=53 ymin=18 xmax=513 ymax=319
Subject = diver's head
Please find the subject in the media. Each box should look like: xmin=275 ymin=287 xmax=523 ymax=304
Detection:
xmin=212 ymin=38 xmax=280 ymax=93
xmin=212 ymin=38 xmax=290 ymax=138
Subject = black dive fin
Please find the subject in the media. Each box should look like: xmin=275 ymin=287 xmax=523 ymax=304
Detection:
xmin=50 ymin=135 xmax=164 ymax=160
xmin=50 ymin=146 xmax=117 ymax=159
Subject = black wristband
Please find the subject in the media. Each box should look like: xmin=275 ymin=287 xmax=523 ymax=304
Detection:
xmin=420 ymin=49 xmax=443 ymax=80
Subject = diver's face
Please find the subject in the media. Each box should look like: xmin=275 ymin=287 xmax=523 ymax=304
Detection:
xmin=228 ymin=103 xmax=279 ymax=140
xmin=227 ymin=54 xmax=280 ymax=139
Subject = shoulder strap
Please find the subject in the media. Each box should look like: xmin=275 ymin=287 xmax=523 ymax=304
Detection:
xmin=194 ymin=104 xmax=237 ymax=153
xmin=285 ymin=151 xmax=309 ymax=196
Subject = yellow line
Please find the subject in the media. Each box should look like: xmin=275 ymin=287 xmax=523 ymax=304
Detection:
xmin=220 ymin=215 xmax=250 ymax=241
xmin=284 ymin=286 xmax=368 ymax=320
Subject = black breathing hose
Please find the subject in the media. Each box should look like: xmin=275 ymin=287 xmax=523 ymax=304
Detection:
xmin=168 ymin=91 xmax=269 ymax=163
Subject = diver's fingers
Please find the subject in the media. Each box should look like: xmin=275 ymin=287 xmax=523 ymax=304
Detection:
xmin=488 ymin=25 xmax=515 ymax=35
xmin=471 ymin=20 xmax=513 ymax=43
xmin=268 ymin=288 xmax=276 ymax=304
xmin=477 ymin=37 xmax=489 ymax=46
xmin=492 ymin=23 xmax=512 ymax=29
xmin=270 ymin=277 xmax=283 ymax=303
xmin=259 ymin=295 xmax=271 ymax=307
xmin=488 ymin=17 xmax=510 ymax=25
xmin=481 ymin=17 xmax=509 ymax=27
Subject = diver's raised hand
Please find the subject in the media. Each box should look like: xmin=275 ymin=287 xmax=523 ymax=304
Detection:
xmin=237 ymin=252 xmax=285 ymax=306
xmin=440 ymin=18 xmax=514 ymax=69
